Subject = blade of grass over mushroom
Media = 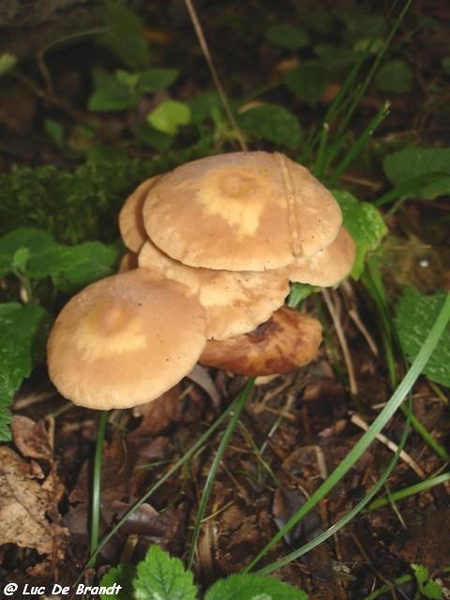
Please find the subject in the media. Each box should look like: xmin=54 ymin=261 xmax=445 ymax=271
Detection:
xmin=243 ymin=292 xmax=450 ymax=574
xmin=88 ymin=409 xmax=109 ymax=568
xmin=186 ymin=381 xmax=250 ymax=570
xmin=85 ymin=379 xmax=255 ymax=569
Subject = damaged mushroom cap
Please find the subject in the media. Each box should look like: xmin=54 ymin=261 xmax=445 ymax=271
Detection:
xmin=138 ymin=240 xmax=290 ymax=340
xmin=142 ymin=151 xmax=342 ymax=271
xmin=119 ymin=175 xmax=162 ymax=253
xmin=47 ymin=268 xmax=207 ymax=410
xmin=289 ymin=226 xmax=356 ymax=287
xmin=199 ymin=305 xmax=322 ymax=376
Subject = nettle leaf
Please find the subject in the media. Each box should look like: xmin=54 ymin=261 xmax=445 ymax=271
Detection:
xmin=138 ymin=68 xmax=180 ymax=94
xmin=383 ymin=147 xmax=450 ymax=200
xmin=265 ymin=24 xmax=310 ymax=50
xmin=89 ymin=69 xmax=138 ymax=112
xmin=0 ymin=228 xmax=58 ymax=277
xmin=282 ymin=62 xmax=329 ymax=107
xmin=205 ymin=573 xmax=308 ymax=600
xmin=147 ymin=100 xmax=191 ymax=135
xmin=332 ymin=190 xmax=387 ymax=279
xmin=395 ymin=288 xmax=450 ymax=387
xmin=374 ymin=59 xmax=413 ymax=93
xmin=134 ymin=546 xmax=197 ymax=600
xmin=0 ymin=303 xmax=48 ymax=441
xmin=238 ymin=104 xmax=302 ymax=149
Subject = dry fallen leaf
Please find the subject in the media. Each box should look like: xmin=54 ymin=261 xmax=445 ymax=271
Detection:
xmin=0 ymin=446 xmax=67 ymax=556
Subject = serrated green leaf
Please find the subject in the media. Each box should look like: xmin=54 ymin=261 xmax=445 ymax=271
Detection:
xmin=411 ymin=562 xmax=430 ymax=584
xmin=238 ymin=104 xmax=302 ymax=149
xmin=89 ymin=69 xmax=138 ymax=112
xmin=332 ymin=190 xmax=387 ymax=279
xmin=383 ymin=147 xmax=450 ymax=200
xmin=134 ymin=546 xmax=197 ymax=600
xmin=205 ymin=573 xmax=308 ymax=600
xmin=100 ymin=564 xmax=136 ymax=599
xmin=138 ymin=68 xmax=179 ymax=94
xmin=0 ymin=303 xmax=48 ymax=441
xmin=395 ymin=289 xmax=450 ymax=387
xmin=282 ymin=62 xmax=329 ymax=107
xmin=265 ymin=24 xmax=310 ymax=50
xmin=147 ymin=100 xmax=191 ymax=135
xmin=374 ymin=59 xmax=413 ymax=93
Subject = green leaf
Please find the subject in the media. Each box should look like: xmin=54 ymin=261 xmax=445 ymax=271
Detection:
xmin=147 ymin=100 xmax=191 ymax=135
xmin=265 ymin=24 xmax=310 ymax=50
xmin=138 ymin=68 xmax=179 ymax=94
xmin=395 ymin=289 xmax=450 ymax=387
xmin=88 ymin=69 xmax=138 ymax=112
xmin=0 ymin=228 xmax=58 ymax=278
xmin=383 ymin=147 xmax=450 ymax=200
xmin=0 ymin=52 xmax=17 ymax=76
xmin=134 ymin=546 xmax=197 ymax=600
xmin=238 ymin=104 xmax=302 ymax=149
xmin=100 ymin=0 xmax=150 ymax=69
xmin=205 ymin=573 xmax=308 ymax=600
xmin=282 ymin=62 xmax=329 ymax=107
xmin=50 ymin=242 xmax=121 ymax=292
xmin=100 ymin=564 xmax=136 ymax=599
xmin=313 ymin=43 xmax=358 ymax=70
xmin=374 ymin=59 xmax=413 ymax=93
xmin=0 ymin=303 xmax=48 ymax=441
xmin=44 ymin=118 xmax=65 ymax=146
xmin=332 ymin=190 xmax=387 ymax=279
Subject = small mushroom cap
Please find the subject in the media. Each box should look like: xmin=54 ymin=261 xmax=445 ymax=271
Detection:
xmin=119 ymin=175 xmax=162 ymax=252
xmin=138 ymin=240 xmax=290 ymax=340
xmin=289 ymin=226 xmax=356 ymax=286
xmin=47 ymin=268 xmax=207 ymax=410
xmin=199 ymin=305 xmax=322 ymax=376
xmin=142 ymin=152 xmax=342 ymax=271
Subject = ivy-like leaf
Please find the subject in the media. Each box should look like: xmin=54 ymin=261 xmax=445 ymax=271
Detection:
xmin=0 ymin=303 xmax=48 ymax=441
xmin=88 ymin=69 xmax=138 ymax=112
xmin=134 ymin=545 xmax=197 ymax=600
xmin=332 ymin=190 xmax=387 ymax=279
xmin=265 ymin=24 xmax=310 ymax=50
xmin=395 ymin=288 xmax=450 ymax=387
xmin=0 ymin=228 xmax=58 ymax=278
xmin=374 ymin=59 xmax=413 ymax=93
xmin=138 ymin=68 xmax=180 ymax=94
xmin=205 ymin=573 xmax=308 ymax=600
xmin=282 ymin=62 xmax=329 ymax=107
xmin=383 ymin=147 xmax=450 ymax=200
xmin=238 ymin=104 xmax=303 ymax=149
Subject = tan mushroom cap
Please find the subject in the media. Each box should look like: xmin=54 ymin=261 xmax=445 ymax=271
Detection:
xmin=142 ymin=151 xmax=342 ymax=271
xmin=199 ymin=305 xmax=322 ymax=376
xmin=47 ymin=268 xmax=207 ymax=410
xmin=289 ymin=226 xmax=356 ymax=286
xmin=138 ymin=240 xmax=290 ymax=340
xmin=119 ymin=175 xmax=162 ymax=252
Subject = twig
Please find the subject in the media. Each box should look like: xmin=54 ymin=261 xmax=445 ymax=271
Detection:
xmin=184 ymin=0 xmax=248 ymax=151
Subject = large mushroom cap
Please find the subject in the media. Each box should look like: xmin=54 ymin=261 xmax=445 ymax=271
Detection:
xmin=119 ymin=175 xmax=162 ymax=253
xmin=289 ymin=226 xmax=356 ymax=286
xmin=138 ymin=240 xmax=290 ymax=340
xmin=47 ymin=268 xmax=207 ymax=410
xmin=142 ymin=152 xmax=342 ymax=271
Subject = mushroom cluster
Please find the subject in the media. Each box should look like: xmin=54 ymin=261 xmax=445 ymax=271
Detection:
xmin=47 ymin=151 xmax=355 ymax=410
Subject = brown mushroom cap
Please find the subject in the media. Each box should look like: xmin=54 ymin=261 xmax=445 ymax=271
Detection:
xmin=138 ymin=240 xmax=290 ymax=340
xmin=119 ymin=175 xmax=162 ymax=253
xmin=142 ymin=152 xmax=342 ymax=271
xmin=47 ymin=268 xmax=207 ymax=410
xmin=289 ymin=226 xmax=356 ymax=286
xmin=199 ymin=305 xmax=322 ymax=376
